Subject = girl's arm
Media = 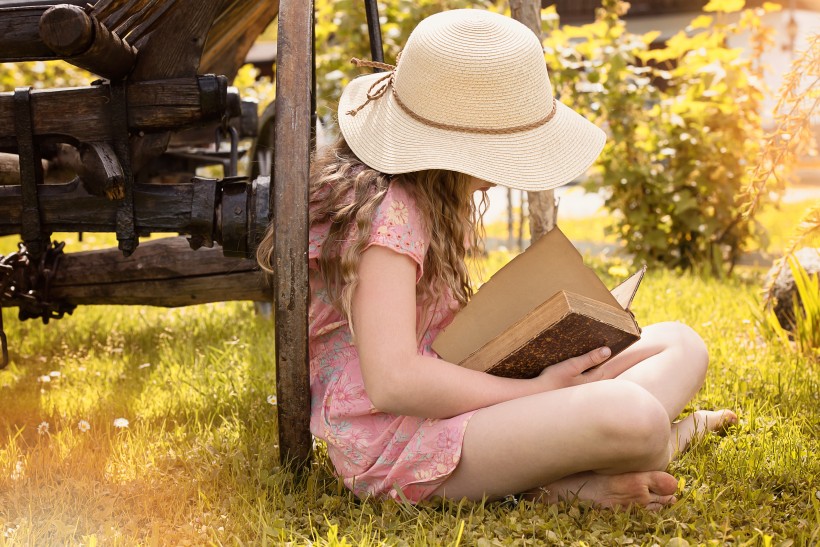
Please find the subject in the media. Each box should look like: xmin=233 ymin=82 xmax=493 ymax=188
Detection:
xmin=353 ymin=246 xmax=614 ymax=419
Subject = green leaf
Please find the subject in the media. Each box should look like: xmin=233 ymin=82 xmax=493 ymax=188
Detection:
xmin=703 ymin=0 xmax=746 ymax=13
xmin=688 ymin=14 xmax=714 ymax=30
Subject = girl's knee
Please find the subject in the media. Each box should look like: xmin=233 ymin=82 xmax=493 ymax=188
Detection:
xmin=656 ymin=321 xmax=709 ymax=379
xmin=593 ymin=381 xmax=670 ymax=452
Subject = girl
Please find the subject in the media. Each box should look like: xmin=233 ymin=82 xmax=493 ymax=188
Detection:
xmin=257 ymin=9 xmax=736 ymax=509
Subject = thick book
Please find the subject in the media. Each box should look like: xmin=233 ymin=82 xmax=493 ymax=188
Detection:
xmin=432 ymin=227 xmax=645 ymax=379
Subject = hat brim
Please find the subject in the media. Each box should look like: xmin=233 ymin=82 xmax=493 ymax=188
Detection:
xmin=338 ymin=72 xmax=607 ymax=192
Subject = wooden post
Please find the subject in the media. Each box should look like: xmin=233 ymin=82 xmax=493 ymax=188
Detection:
xmin=510 ymin=0 xmax=557 ymax=244
xmin=273 ymin=0 xmax=313 ymax=470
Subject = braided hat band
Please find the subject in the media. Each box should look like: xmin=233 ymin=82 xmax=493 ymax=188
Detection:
xmin=337 ymin=9 xmax=606 ymax=192
xmin=347 ymin=57 xmax=559 ymax=135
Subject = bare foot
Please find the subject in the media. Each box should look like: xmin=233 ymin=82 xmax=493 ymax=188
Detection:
xmin=670 ymin=409 xmax=737 ymax=457
xmin=525 ymin=471 xmax=679 ymax=511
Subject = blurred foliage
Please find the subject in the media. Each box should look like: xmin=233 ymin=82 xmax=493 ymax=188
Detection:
xmin=544 ymin=0 xmax=781 ymax=275
xmin=314 ymin=0 xmax=503 ymax=123
xmin=0 ymin=61 xmax=92 ymax=90
xmin=233 ymin=64 xmax=276 ymax=116
xmin=741 ymin=34 xmax=819 ymax=306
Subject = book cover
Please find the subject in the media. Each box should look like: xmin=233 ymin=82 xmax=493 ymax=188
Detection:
xmin=432 ymin=227 xmax=645 ymax=379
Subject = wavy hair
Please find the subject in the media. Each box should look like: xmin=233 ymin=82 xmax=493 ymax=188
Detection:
xmin=256 ymin=136 xmax=487 ymax=340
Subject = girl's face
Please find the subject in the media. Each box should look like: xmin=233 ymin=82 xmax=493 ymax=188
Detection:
xmin=468 ymin=176 xmax=496 ymax=194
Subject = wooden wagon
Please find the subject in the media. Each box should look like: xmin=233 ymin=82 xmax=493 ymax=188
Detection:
xmin=0 ymin=0 xmax=352 ymax=468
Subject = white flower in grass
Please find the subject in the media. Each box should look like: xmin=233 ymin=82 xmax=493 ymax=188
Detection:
xmin=113 ymin=418 xmax=129 ymax=429
xmin=10 ymin=460 xmax=24 ymax=481
xmin=37 ymin=375 xmax=51 ymax=383
xmin=266 ymin=395 xmax=277 ymax=405
xmin=37 ymin=421 xmax=49 ymax=435
xmin=138 ymin=362 xmax=151 ymax=369
xmin=78 ymin=420 xmax=91 ymax=432
xmin=49 ymin=371 xmax=61 ymax=378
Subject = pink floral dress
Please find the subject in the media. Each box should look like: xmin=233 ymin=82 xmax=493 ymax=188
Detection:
xmin=308 ymin=182 xmax=476 ymax=502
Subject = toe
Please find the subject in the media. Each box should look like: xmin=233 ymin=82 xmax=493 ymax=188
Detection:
xmin=719 ymin=409 xmax=738 ymax=428
xmin=645 ymin=495 xmax=677 ymax=511
xmin=647 ymin=471 xmax=678 ymax=496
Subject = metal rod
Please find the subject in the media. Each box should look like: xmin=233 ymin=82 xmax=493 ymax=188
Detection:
xmin=364 ymin=0 xmax=384 ymax=67
xmin=311 ymin=2 xmax=317 ymax=150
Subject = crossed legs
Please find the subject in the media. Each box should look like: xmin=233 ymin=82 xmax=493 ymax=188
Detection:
xmin=430 ymin=322 xmax=737 ymax=509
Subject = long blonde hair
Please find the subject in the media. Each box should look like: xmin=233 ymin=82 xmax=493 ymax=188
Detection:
xmin=256 ymin=136 xmax=486 ymax=337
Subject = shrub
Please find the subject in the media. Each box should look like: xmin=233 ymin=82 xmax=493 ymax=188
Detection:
xmin=543 ymin=0 xmax=778 ymax=274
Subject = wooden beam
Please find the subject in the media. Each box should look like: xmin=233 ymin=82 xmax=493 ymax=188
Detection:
xmin=0 ymin=76 xmax=228 ymax=149
xmin=39 ymin=4 xmax=138 ymax=80
xmin=0 ymin=6 xmax=55 ymax=60
xmin=130 ymin=0 xmax=224 ymax=80
xmin=201 ymin=0 xmax=281 ymax=81
xmin=273 ymin=0 xmax=313 ymax=470
xmin=0 ymin=179 xmax=199 ymax=235
xmin=42 ymin=237 xmax=269 ymax=307
xmin=124 ymin=0 xmax=227 ymax=189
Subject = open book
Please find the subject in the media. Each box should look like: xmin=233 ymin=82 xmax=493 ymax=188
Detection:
xmin=431 ymin=227 xmax=645 ymax=379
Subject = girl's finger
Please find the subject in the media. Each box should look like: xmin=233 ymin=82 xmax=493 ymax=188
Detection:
xmin=575 ymin=346 xmax=611 ymax=373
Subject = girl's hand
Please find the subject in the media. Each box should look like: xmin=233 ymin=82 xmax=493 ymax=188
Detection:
xmin=536 ymin=347 xmax=613 ymax=391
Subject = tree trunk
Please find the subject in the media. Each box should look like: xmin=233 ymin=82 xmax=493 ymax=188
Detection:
xmin=509 ymin=0 xmax=557 ymax=244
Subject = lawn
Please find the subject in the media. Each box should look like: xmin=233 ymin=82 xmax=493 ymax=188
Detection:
xmin=0 ymin=229 xmax=818 ymax=545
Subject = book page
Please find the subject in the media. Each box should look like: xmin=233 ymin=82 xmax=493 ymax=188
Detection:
xmin=609 ymin=266 xmax=647 ymax=310
xmin=432 ymin=227 xmax=622 ymax=365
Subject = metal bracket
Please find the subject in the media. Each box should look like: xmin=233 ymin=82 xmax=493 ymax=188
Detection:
xmin=12 ymin=87 xmax=46 ymax=260
xmin=219 ymin=177 xmax=251 ymax=258
xmin=0 ymin=241 xmax=75 ymax=369
xmin=215 ymin=125 xmax=239 ymax=178
xmin=187 ymin=176 xmax=219 ymax=250
xmin=0 ymin=312 xmax=7 ymax=369
xmin=110 ymin=80 xmax=138 ymax=256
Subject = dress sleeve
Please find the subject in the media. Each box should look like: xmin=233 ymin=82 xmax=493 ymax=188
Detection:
xmin=364 ymin=183 xmax=429 ymax=283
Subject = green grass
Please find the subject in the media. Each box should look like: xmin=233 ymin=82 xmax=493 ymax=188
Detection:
xmin=0 ymin=233 xmax=818 ymax=544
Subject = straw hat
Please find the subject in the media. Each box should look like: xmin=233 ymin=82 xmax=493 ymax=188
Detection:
xmin=337 ymin=9 xmax=606 ymax=192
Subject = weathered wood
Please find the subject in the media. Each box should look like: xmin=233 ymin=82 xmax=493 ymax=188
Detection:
xmin=124 ymin=0 xmax=226 ymax=186
xmin=273 ymin=0 xmax=314 ymax=470
xmin=509 ymin=0 xmax=557 ymax=244
xmin=201 ymin=0 xmax=281 ymax=81
xmin=79 ymin=142 xmax=124 ymax=199
xmin=0 ymin=76 xmax=228 ymax=150
xmin=169 ymin=97 xmax=258 ymax=149
xmin=41 ymin=237 xmax=269 ymax=307
xmin=0 ymin=178 xmax=199 ymax=235
xmin=0 ymin=6 xmax=54 ymax=60
xmin=130 ymin=0 xmax=223 ymax=80
xmin=39 ymin=4 xmax=138 ymax=80
xmin=0 ymin=144 xmax=119 ymax=189
xmin=1 ymin=1 xmax=87 ymax=7
xmin=38 ymin=5 xmax=94 ymax=56
xmin=93 ymin=0 xmax=175 ymax=39
xmin=1 ymin=175 xmax=269 ymax=257
xmin=0 ymin=3 xmax=138 ymax=80
xmin=0 ymin=152 xmax=49 ymax=185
